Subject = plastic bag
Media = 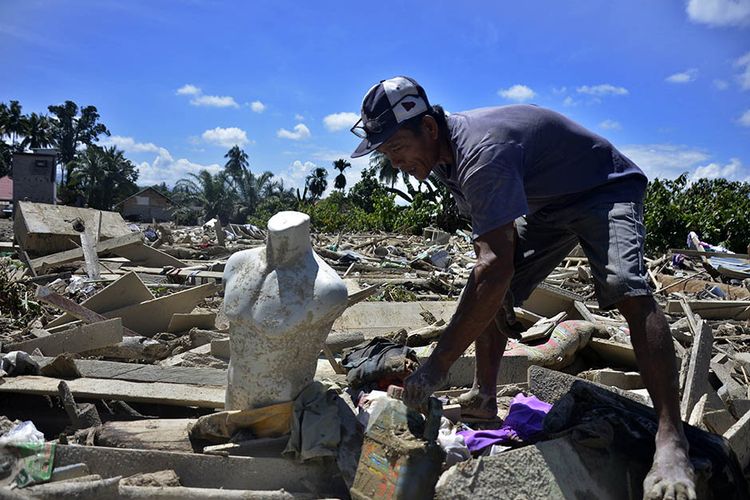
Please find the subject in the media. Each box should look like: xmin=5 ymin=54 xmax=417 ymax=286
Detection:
xmin=0 ymin=421 xmax=44 ymax=447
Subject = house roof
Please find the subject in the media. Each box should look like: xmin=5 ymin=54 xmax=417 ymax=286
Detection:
xmin=115 ymin=186 xmax=174 ymax=207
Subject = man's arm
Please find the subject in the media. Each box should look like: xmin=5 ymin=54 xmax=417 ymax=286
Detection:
xmin=402 ymin=221 xmax=515 ymax=406
xmin=430 ymin=221 xmax=515 ymax=372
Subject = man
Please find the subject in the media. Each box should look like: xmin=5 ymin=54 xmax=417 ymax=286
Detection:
xmin=350 ymin=76 xmax=695 ymax=500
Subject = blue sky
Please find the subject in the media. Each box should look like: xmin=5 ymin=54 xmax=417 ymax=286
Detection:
xmin=1 ymin=0 xmax=749 ymax=193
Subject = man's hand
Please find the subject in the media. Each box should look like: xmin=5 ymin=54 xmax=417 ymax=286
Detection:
xmin=402 ymin=361 xmax=447 ymax=410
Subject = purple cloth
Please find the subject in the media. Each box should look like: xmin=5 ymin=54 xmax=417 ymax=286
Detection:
xmin=457 ymin=393 xmax=552 ymax=453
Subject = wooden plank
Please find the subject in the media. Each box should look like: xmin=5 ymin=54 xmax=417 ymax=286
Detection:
xmin=167 ymin=312 xmax=217 ymax=333
xmin=47 ymin=271 xmax=154 ymax=328
xmin=0 ymin=375 xmax=225 ymax=408
xmin=666 ymin=300 xmax=750 ymax=320
xmin=5 ymin=318 xmax=123 ymax=356
xmin=669 ymin=248 xmax=750 ymax=260
xmin=119 ymin=265 xmax=224 ymax=280
xmin=35 ymin=286 xmax=141 ymax=337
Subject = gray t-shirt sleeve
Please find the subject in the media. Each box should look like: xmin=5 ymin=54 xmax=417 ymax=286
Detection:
xmin=460 ymin=144 xmax=528 ymax=239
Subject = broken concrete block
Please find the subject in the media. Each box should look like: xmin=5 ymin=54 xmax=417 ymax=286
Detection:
xmin=119 ymin=469 xmax=182 ymax=487
xmin=95 ymin=419 xmax=196 ymax=453
xmin=84 ymin=336 xmax=170 ymax=362
xmin=528 ymin=365 xmax=650 ymax=406
xmin=53 ymin=443 xmax=347 ymax=495
xmin=167 ymin=313 xmax=217 ymax=334
xmin=731 ymin=399 xmax=750 ymax=419
xmin=579 ymin=368 xmax=643 ymax=390
xmin=725 ymin=409 xmax=750 ymax=470
xmin=4 ymin=318 xmax=123 ymax=356
xmin=703 ymin=409 xmax=737 ymax=435
xmin=414 ymin=343 xmax=529 ymax=388
xmin=587 ymin=338 xmax=638 ymax=370
xmin=209 ymin=339 xmax=229 ymax=360
xmin=14 ymin=201 xmax=131 ymax=255
xmin=436 ymin=434 xmax=648 ymax=500
xmin=332 ymin=301 xmax=458 ymax=338
xmin=681 ymin=319 xmax=714 ymax=420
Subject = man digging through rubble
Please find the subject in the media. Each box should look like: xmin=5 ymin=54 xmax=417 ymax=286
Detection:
xmin=350 ymin=76 xmax=695 ymax=500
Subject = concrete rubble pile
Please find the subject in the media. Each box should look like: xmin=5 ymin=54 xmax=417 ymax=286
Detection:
xmin=0 ymin=201 xmax=748 ymax=498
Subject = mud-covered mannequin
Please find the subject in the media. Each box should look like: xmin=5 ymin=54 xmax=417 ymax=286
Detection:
xmin=221 ymin=211 xmax=348 ymax=410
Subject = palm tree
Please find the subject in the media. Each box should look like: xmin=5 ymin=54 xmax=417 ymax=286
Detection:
xmin=175 ymin=170 xmax=237 ymax=224
xmin=48 ymin=100 xmax=110 ymax=185
xmin=305 ymin=167 xmax=328 ymax=201
xmin=2 ymin=101 xmax=24 ymax=147
xmin=70 ymin=145 xmax=138 ymax=210
xmin=223 ymin=146 xmax=249 ymax=184
xmin=370 ymin=151 xmax=399 ymax=186
xmin=332 ymin=158 xmax=351 ymax=191
xmin=21 ymin=113 xmax=54 ymax=150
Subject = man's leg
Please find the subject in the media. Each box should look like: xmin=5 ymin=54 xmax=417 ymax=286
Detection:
xmin=454 ymin=213 xmax=577 ymax=416
xmin=453 ymin=320 xmax=508 ymax=418
xmin=618 ymin=296 xmax=695 ymax=500
xmin=572 ymin=199 xmax=695 ymax=500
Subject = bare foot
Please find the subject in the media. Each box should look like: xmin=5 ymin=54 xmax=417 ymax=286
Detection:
xmin=643 ymin=435 xmax=696 ymax=500
xmin=450 ymin=389 xmax=497 ymax=419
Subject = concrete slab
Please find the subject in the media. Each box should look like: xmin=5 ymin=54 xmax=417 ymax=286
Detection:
xmin=528 ymin=365 xmax=650 ymax=406
xmin=53 ymin=444 xmax=346 ymax=496
xmin=725 ymin=409 xmax=750 ymax=470
xmin=5 ymin=318 xmax=123 ymax=355
xmin=435 ymin=434 xmax=648 ymax=500
xmin=332 ymin=301 xmax=457 ymax=337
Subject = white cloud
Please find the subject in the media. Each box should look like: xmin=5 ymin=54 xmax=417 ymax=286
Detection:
xmin=692 ymin=158 xmax=743 ymax=181
xmin=201 ymin=127 xmax=249 ymax=147
xmin=295 ymin=114 xmax=305 ymax=121
xmin=686 ymin=0 xmax=750 ymax=27
xmin=275 ymin=160 xmax=317 ymax=191
xmin=562 ymin=96 xmax=578 ymax=107
xmin=323 ymin=112 xmax=359 ymax=132
xmin=665 ymin=69 xmax=698 ymax=83
xmin=190 ymin=95 xmax=239 ymax=108
xmin=100 ymin=135 xmax=162 ymax=154
xmin=735 ymin=51 xmax=750 ymax=90
xmin=277 ymin=123 xmax=311 ymax=140
xmin=576 ymin=84 xmax=629 ymax=96
xmin=713 ymin=79 xmax=729 ymax=90
xmin=136 ymin=147 xmax=222 ymax=187
xmin=176 ymin=84 xmax=201 ymax=96
xmin=599 ymin=120 xmax=622 ymax=130
xmin=498 ymin=84 xmax=536 ymax=102
xmin=619 ymin=144 xmax=710 ymax=179
xmin=739 ymin=109 xmax=750 ymax=126
xmin=250 ymin=101 xmax=266 ymax=113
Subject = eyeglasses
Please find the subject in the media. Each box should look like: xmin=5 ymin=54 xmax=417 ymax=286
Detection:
xmin=350 ymin=93 xmax=423 ymax=139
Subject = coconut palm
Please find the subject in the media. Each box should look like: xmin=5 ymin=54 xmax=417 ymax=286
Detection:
xmin=224 ymin=146 xmax=249 ymax=184
xmin=70 ymin=145 xmax=138 ymax=210
xmin=332 ymin=158 xmax=351 ymax=191
xmin=21 ymin=113 xmax=55 ymax=150
xmin=175 ymin=170 xmax=237 ymax=224
xmin=305 ymin=167 xmax=328 ymax=201
xmin=1 ymin=101 xmax=24 ymax=147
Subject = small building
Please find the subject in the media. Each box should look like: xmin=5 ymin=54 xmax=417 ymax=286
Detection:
xmin=11 ymin=149 xmax=58 ymax=206
xmin=116 ymin=186 xmax=173 ymax=222
xmin=0 ymin=176 xmax=12 ymax=203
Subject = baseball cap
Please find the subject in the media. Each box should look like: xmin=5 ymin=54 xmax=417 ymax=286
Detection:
xmin=350 ymin=76 xmax=431 ymax=158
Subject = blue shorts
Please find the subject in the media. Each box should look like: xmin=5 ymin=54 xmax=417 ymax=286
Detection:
xmin=508 ymin=185 xmax=651 ymax=311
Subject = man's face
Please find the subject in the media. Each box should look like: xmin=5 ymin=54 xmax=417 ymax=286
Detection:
xmin=377 ymin=119 xmax=440 ymax=182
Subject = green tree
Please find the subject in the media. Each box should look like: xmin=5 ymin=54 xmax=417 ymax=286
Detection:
xmin=1 ymin=101 xmax=24 ymax=147
xmin=70 ymin=145 xmax=138 ymax=210
xmin=48 ymin=101 xmax=110 ymax=185
xmin=305 ymin=166 xmax=328 ymax=201
xmin=20 ymin=113 xmax=55 ymax=150
xmin=332 ymin=158 xmax=351 ymax=191
xmin=224 ymin=145 xmax=249 ymax=184
xmin=174 ymin=170 xmax=237 ymax=224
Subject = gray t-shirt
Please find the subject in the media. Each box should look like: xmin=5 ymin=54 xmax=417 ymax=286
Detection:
xmin=432 ymin=105 xmax=647 ymax=238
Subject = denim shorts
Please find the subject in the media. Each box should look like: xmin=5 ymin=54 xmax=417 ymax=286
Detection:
xmin=507 ymin=189 xmax=651 ymax=311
